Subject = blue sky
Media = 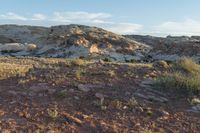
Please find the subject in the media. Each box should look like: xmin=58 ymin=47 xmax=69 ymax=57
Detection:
xmin=0 ymin=0 xmax=200 ymax=36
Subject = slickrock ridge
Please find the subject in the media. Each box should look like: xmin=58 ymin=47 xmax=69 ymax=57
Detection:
xmin=125 ymin=35 xmax=200 ymax=62
xmin=0 ymin=24 xmax=151 ymax=61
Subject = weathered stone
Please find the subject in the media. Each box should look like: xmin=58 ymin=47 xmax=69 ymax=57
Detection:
xmin=77 ymin=84 xmax=90 ymax=92
xmin=29 ymin=83 xmax=49 ymax=92
xmin=8 ymin=90 xmax=18 ymax=95
xmin=95 ymin=93 xmax=104 ymax=99
xmin=192 ymin=104 xmax=200 ymax=112
xmin=48 ymin=89 xmax=56 ymax=94
xmin=134 ymin=92 xmax=168 ymax=103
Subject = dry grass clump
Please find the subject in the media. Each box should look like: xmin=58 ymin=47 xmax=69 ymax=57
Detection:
xmin=0 ymin=62 xmax=32 ymax=80
xmin=155 ymin=57 xmax=200 ymax=97
xmin=71 ymin=59 xmax=85 ymax=66
xmin=153 ymin=60 xmax=169 ymax=69
xmin=156 ymin=72 xmax=200 ymax=97
xmin=173 ymin=57 xmax=200 ymax=74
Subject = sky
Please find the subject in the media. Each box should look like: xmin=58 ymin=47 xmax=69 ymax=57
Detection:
xmin=0 ymin=0 xmax=200 ymax=36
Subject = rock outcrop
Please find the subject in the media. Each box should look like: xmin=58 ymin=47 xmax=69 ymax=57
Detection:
xmin=0 ymin=24 xmax=151 ymax=61
xmin=125 ymin=35 xmax=200 ymax=62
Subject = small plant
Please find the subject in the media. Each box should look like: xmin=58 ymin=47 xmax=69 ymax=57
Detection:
xmin=153 ymin=60 xmax=169 ymax=69
xmin=111 ymin=100 xmax=123 ymax=110
xmin=71 ymin=59 xmax=85 ymax=66
xmin=94 ymin=98 xmax=107 ymax=110
xmin=154 ymin=57 xmax=200 ymax=98
xmin=75 ymin=67 xmax=82 ymax=80
xmin=107 ymin=70 xmax=116 ymax=77
xmin=173 ymin=57 xmax=200 ymax=74
xmin=103 ymin=58 xmax=111 ymax=62
xmin=125 ymin=59 xmax=137 ymax=63
xmin=142 ymin=129 xmax=153 ymax=133
xmin=155 ymin=72 xmax=200 ymax=97
xmin=47 ymin=105 xmax=58 ymax=120
xmin=56 ymin=90 xmax=67 ymax=98
xmin=127 ymin=97 xmax=138 ymax=107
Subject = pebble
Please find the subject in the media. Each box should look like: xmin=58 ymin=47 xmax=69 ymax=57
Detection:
xmin=95 ymin=93 xmax=104 ymax=99
xmin=8 ymin=90 xmax=18 ymax=95
xmin=78 ymin=84 xmax=90 ymax=92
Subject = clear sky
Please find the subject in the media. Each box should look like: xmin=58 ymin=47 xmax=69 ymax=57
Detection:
xmin=0 ymin=0 xmax=200 ymax=36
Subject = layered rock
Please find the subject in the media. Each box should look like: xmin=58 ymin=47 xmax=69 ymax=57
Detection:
xmin=125 ymin=35 xmax=200 ymax=62
xmin=0 ymin=24 xmax=151 ymax=61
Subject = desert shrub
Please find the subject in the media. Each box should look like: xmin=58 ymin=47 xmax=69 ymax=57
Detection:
xmin=155 ymin=72 xmax=200 ymax=97
xmin=71 ymin=59 xmax=85 ymax=66
xmin=75 ymin=67 xmax=82 ymax=80
xmin=153 ymin=60 xmax=169 ymax=69
xmin=154 ymin=57 xmax=200 ymax=98
xmin=173 ymin=57 xmax=200 ymax=74
xmin=125 ymin=59 xmax=137 ymax=63
xmin=103 ymin=58 xmax=111 ymax=62
xmin=107 ymin=70 xmax=116 ymax=77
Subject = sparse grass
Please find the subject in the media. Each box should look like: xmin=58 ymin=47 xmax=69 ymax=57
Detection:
xmin=71 ymin=59 xmax=85 ymax=66
xmin=107 ymin=70 xmax=116 ymax=77
xmin=103 ymin=58 xmax=112 ymax=62
xmin=154 ymin=57 xmax=200 ymax=98
xmin=0 ymin=62 xmax=33 ymax=80
xmin=47 ymin=106 xmax=58 ymax=120
xmin=94 ymin=98 xmax=107 ymax=110
xmin=56 ymin=90 xmax=67 ymax=98
xmin=142 ymin=129 xmax=153 ymax=133
xmin=127 ymin=97 xmax=138 ymax=107
xmin=111 ymin=100 xmax=123 ymax=110
xmin=173 ymin=57 xmax=200 ymax=74
xmin=75 ymin=67 xmax=83 ymax=80
xmin=153 ymin=60 xmax=169 ymax=69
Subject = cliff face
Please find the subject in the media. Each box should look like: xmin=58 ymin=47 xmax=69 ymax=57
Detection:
xmin=0 ymin=25 xmax=150 ymax=61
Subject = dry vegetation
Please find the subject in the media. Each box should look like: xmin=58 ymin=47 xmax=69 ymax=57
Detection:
xmin=155 ymin=57 xmax=200 ymax=98
xmin=0 ymin=57 xmax=199 ymax=132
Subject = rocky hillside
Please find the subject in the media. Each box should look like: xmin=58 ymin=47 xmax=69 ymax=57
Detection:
xmin=125 ymin=35 xmax=200 ymax=62
xmin=0 ymin=25 xmax=150 ymax=61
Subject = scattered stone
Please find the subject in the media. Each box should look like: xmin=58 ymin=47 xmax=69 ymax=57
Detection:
xmin=10 ymin=101 xmax=16 ymax=104
xmin=134 ymin=92 xmax=168 ymax=103
xmin=8 ymin=90 xmax=18 ymax=95
xmin=77 ymin=84 xmax=90 ymax=92
xmin=160 ymin=110 xmax=170 ymax=116
xmin=63 ymin=112 xmax=83 ymax=125
xmin=123 ymin=106 xmax=128 ymax=110
xmin=74 ymin=96 xmax=80 ymax=100
xmin=69 ymin=89 xmax=75 ymax=93
xmin=47 ymin=89 xmax=56 ymax=94
xmin=136 ymin=106 xmax=144 ymax=112
xmin=29 ymin=92 xmax=37 ymax=97
xmin=191 ymin=104 xmax=200 ymax=112
xmin=148 ymin=95 xmax=168 ymax=103
xmin=191 ymin=98 xmax=200 ymax=105
xmin=95 ymin=93 xmax=104 ymax=99
xmin=29 ymin=83 xmax=49 ymax=92
xmin=125 ymin=91 xmax=131 ymax=96
xmin=98 ymin=59 xmax=105 ymax=64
